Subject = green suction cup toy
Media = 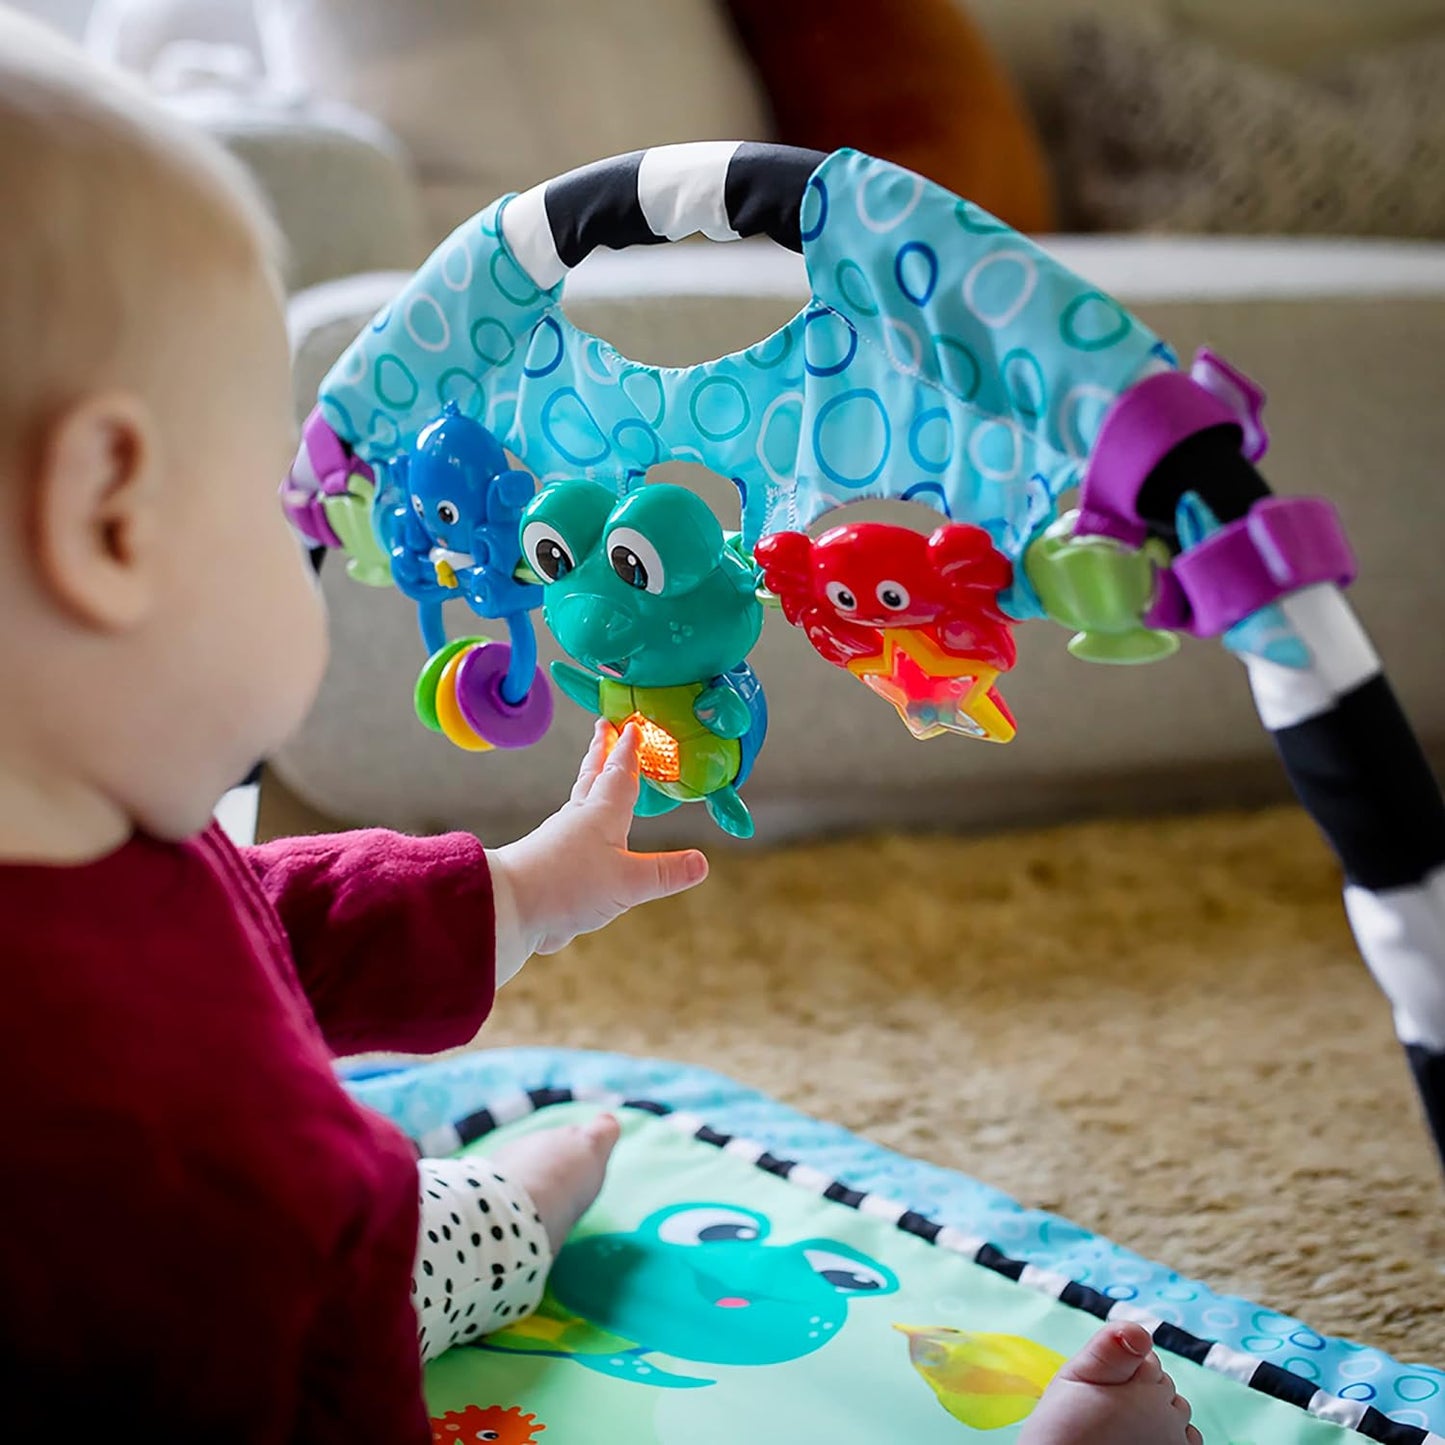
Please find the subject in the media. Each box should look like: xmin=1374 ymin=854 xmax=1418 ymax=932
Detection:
xmin=1024 ymin=510 xmax=1180 ymax=665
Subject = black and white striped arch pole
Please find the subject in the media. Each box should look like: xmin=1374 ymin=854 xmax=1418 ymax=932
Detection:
xmin=1246 ymin=588 xmax=1445 ymax=1165
xmin=1130 ymin=437 xmax=1445 ymax=1172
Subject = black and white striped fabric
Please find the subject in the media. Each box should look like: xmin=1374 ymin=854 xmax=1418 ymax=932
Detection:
xmin=1242 ymin=584 xmax=1445 ymax=1164
xmin=499 ymin=141 xmax=826 ymax=289
xmin=422 ymin=1088 xmax=1441 ymax=1445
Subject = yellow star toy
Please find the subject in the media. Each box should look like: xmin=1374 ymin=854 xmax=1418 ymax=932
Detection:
xmin=847 ymin=629 xmax=1017 ymax=743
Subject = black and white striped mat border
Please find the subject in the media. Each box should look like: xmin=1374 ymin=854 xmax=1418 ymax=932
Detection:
xmin=418 ymin=1087 xmax=1440 ymax=1445
xmin=1239 ymin=583 xmax=1445 ymax=1167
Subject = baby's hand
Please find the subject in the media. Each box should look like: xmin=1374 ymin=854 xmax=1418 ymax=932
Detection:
xmin=487 ymin=721 xmax=709 ymax=974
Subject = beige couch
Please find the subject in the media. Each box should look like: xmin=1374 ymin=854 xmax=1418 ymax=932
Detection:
xmin=98 ymin=0 xmax=1445 ymax=842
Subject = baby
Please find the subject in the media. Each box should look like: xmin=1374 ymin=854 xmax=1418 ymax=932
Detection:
xmin=0 ymin=15 xmax=1199 ymax=1445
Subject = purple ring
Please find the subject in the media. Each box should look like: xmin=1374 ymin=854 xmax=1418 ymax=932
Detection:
xmin=455 ymin=643 xmax=553 ymax=748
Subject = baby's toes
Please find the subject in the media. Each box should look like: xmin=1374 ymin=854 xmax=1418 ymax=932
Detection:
xmin=582 ymin=1111 xmax=621 ymax=1159
xmin=1055 ymin=1323 xmax=1154 ymax=1387
xmin=1133 ymin=1352 xmax=1166 ymax=1387
xmin=1185 ymin=1425 xmax=1203 ymax=1445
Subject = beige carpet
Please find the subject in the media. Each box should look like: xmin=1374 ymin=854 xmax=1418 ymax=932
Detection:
xmin=262 ymin=788 xmax=1445 ymax=1365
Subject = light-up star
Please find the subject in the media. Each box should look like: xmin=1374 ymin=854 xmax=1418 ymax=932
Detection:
xmin=847 ymin=630 xmax=1017 ymax=743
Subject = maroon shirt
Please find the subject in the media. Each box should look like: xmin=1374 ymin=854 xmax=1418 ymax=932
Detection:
xmin=0 ymin=823 xmax=497 ymax=1442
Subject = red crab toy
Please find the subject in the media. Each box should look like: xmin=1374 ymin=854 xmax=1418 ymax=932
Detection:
xmin=754 ymin=522 xmax=1016 ymax=670
xmin=755 ymin=522 xmax=1019 ymax=742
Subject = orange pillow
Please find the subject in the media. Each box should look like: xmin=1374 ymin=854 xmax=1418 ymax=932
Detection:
xmin=721 ymin=0 xmax=1055 ymax=234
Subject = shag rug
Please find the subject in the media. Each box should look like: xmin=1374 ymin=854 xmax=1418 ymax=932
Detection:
xmin=261 ymin=790 xmax=1445 ymax=1363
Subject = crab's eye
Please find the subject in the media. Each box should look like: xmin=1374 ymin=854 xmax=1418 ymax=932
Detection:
xmin=436 ymin=500 xmax=460 ymax=526
xmin=656 ymin=1207 xmax=763 ymax=1246
xmin=521 ymin=521 xmax=575 ymax=583
xmin=825 ymin=581 xmax=858 ymax=613
xmin=607 ymin=527 xmax=665 ymax=594
xmin=876 ymin=580 xmax=910 ymax=611
xmin=803 ymin=1249 xmax=890 ymax=1293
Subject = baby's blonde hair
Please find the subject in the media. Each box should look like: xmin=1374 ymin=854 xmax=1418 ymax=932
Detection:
xmin=0 ymin=11 xmax=282 ymax=453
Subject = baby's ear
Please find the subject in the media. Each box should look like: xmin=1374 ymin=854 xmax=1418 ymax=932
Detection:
xmin=33 ymin=390 xmax=162 ymax=630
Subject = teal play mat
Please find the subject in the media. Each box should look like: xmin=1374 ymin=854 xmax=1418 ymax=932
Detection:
xmin=345 ymin=1050 xmax=1444 ymax=1440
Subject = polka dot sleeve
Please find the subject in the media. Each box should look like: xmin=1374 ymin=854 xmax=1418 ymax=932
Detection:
xmin=412 ymin=1158 xmax=554 ymax=1363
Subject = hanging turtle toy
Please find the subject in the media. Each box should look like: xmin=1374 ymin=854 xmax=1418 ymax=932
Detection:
xmin=519 ymin=481 xmax=767 ymax=839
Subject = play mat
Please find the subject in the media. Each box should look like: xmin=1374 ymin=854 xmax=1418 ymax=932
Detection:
xmin=345 ymin=1050 xmax=1445 ymax=1444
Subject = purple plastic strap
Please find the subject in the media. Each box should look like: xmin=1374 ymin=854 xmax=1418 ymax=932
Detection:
xmin=1078 ymin=370 xmax=1243 ymax=548
xmin=279 ymin=407 xmax=374 ymax=550
xmin=1165 ymin=496 xmax=1356 ymax=637
xmin=455 ymin=643 xmax=554 ymax=749
xmin=1190 ymin=348 xmax=1269 ymax=463
xmin=1143 ymin=566 xmax=1191 ymax=633
xmin=279 ymin=488 xmax=344 ymax=550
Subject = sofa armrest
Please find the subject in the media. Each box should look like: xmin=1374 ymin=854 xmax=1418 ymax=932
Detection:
xmin=175 ymin=98 xmax=427 ymax=292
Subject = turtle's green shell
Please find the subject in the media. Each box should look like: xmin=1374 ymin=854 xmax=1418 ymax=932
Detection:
xmin=599 ymin=679 xmax=740 ymax=802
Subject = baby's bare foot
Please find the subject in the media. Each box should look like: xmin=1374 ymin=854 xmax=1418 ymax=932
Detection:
xmin=1020 ymin=1323 xmax=1203 ymax=1445
xmin=489 ymin=1113 xmax=620 ymax=1255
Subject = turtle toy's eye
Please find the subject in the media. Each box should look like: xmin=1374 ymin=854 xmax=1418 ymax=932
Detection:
xmin=803 ymin=1248 xmax=891 ymax=1293
xmin=607 ymin=527 xmax=666 ymax=594
xmin=521 ymin=520 xmax=576 ymax=583
xmin=876 ymin=580 xmax=910 ymax=611
xmin=436 ymin=500 xmax=460 ymax=527
xmin=825 ymin=581 xmax=858 ymax=613
xmin=656 ymin=1207 xmax=764 ymax=1246
xmin=411 ymin=495 xmax=424 ymax=518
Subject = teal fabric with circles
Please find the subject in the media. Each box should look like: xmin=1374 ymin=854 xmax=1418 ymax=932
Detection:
xmin=317 ymin=148 xmax=1177 ymax=618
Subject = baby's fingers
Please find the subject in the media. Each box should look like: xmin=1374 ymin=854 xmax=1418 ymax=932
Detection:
xmin=570 ymin=719 xmax=615 ymax=805
xmin=587 ymin=723 xmax=642 ymax=825
xmin=619 ymin=847 xmax=709 ymax=906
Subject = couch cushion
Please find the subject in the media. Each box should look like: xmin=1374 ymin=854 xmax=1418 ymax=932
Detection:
xmin=166 ymin=93 xmax=426 ymax=290
xmin=255 ymin=0 xmax=772 ymax=244
xmin=966 ymin=0 xmax=1445 ymax=114
xmin=1057 ymin=17 xmax=1445 ymax=238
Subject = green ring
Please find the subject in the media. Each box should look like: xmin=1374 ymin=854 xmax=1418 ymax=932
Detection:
xmin=688 ymin=374 xmax=751 ymax=442
xmin=374 ymin=353 xmax=419 ymax=410
xmin=835 ymin=259 xmax=879 ymax=318
xmin=1060 ymin=291 xmax=1133 ymax=352
xmin=414 ymin=637 xmax=488 ymax=732
xmin=437 ymin=367 xmax=485 ymax=418
xmin=747 ymin=328 xmax=795 ymax=370
xmin=933 ymin=335 xmax=983 ymax=402
xmin=954 ymin=198 xmax=1010 ymax=234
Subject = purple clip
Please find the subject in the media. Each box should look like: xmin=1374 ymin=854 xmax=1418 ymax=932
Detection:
xmin=1168 ymin=496 xmax=1356 ymax=637
xmin=1077 ymin=349 xmax=1270 ymax=546
xmin=280 ymin=407 xmax=375 ymax=549
xmin=1191 ymin=349 xmax=1268 ymax=463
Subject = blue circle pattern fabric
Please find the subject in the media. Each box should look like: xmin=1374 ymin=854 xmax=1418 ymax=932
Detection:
xmin=344 ymin=1048 xmax=1445 ymax=1434
xmin=317 ymin=149 xmax=1178 ymax=619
